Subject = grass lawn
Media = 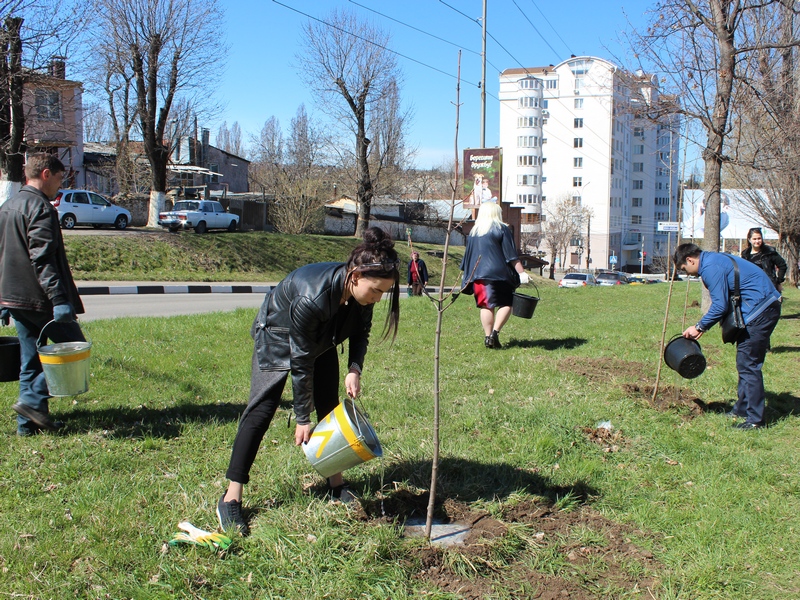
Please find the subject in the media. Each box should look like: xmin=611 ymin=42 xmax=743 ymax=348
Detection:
xmin=1 ymin=273 xmax=799 ymax=598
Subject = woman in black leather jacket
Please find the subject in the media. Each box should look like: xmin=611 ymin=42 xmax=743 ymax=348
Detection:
xmin=741 ymin=227 xmax=787 ymax=292
xmin=216 ymin=227 xmax=400 ymax=535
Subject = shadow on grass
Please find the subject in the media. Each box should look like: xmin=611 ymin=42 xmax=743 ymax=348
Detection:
xmin=358 ymin=456 xmax=598 ymax=518
xmin=505 ymin=337 xmax=588 ymax=351
xmin=780 ymin=312 xmax=800 ymax=320
xmin=53 ymin=399 xmax=292 ymax=439
xmin=770 ymin=345 xmax=800 ymax=353
xmin=766 ymin=391 xmax=800 ymax=422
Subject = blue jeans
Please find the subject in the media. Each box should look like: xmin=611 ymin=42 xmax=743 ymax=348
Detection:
xmin=9 ymin=309 xmax=84 ymax=434
xmin=733 ymin=300 xmax=781 ymax=425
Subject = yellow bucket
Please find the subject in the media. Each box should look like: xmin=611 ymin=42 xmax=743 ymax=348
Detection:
xmin=303 ymin=398 xmax=382 ymax=479
xmin=37 ymin=321 xmax=91 ymax=396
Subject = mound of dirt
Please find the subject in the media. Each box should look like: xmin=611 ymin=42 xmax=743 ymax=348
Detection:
xmin=362 ymin=489 xmax=660 ymax=598
xmin=559 ymin=357 xmax=649 ymax=383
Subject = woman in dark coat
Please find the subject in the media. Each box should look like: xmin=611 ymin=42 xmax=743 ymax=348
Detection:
xmin=741 ymin=227 xmax=787 ymax=292
xmin=216 ymin=227 xmax=400 ymax=536
xmin=460 ymin=202 xmax=529 ymax=349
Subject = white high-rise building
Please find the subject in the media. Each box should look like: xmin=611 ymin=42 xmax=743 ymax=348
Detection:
xmin=499 ymin=57 xmax=680 ymax=272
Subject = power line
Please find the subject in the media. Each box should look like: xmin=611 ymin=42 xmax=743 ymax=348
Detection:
xmin=272 ymin=0 xmax=477 ymax=87
xmin=527 ymin=0 xmax=573 ymax=57
xmin=510 ymin=0 xmax=562 ymax=61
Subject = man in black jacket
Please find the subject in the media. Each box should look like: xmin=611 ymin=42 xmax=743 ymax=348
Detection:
xmin=0 ymin=153 xmax=85 ymax=436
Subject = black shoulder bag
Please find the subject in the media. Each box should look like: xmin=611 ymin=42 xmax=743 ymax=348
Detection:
xmin=720 ymin=255 xmax=746 ymax=344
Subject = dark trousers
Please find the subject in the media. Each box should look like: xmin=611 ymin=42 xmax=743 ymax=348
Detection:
xmin=9 ymin=308 xmax=85 ymax=434
xmin=225 ymin=346 xmax=340 ymax=485
xmin=733 ymin=301 xmax=781 ymax=425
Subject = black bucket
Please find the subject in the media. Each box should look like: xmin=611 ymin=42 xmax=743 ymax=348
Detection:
xmin=0 ymin=336 xmax=21 ymax=382
xmin=512 ymin=282 xmax=540 ymax=319
xmin=664 ymin=335 xmax=706 ymax=379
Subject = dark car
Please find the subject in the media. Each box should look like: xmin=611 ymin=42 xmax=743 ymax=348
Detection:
xmin=596 ymin=272 xmax=630 ymax=286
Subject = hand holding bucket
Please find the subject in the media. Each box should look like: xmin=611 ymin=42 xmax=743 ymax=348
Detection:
xmin=37 ymin=320 xmax=92 ymax=396
xmin=303 ymin=398 xmax=382 ymax=479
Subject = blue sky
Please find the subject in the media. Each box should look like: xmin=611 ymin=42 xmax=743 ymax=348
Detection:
xmin=214 ymin=0 xmax=660 ymax=168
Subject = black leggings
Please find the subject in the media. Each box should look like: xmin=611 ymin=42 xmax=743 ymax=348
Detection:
xmin=225 ymin=346 xmax=340 ymax=485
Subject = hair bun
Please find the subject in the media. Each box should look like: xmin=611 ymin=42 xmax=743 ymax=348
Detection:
xmin=363 ymin=226 xmax=394 ymax=252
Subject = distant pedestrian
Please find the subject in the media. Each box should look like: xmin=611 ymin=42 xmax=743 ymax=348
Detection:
xmin=0 ymin=153 xmax=86 ymax=436
xmin=741 ymin=227 xmax=787 ymax=293
xmin=215 ymin=227 xmax=400 ymax=536
xmin=460 ymin=202 xmax=529 ymax=349
xmin=407 ymin=251 xmax=428 ymax=296
xmin=675 ymin=243 xmax=781 ymax=430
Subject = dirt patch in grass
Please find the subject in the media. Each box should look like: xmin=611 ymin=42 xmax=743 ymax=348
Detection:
xmin=559 ymin=356 xmax=649 ymax=383
xmin=582 ymin=425 xmax=625 ymax=452
xmin=359 ymin=490 xmax=660 ymax=599
xmin=623 ymin=383 xmax=720 ymax=419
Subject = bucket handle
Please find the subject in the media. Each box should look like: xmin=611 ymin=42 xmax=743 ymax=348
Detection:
xmin=342 ymin=396 xmax=371 ymax=438
xmin=36 ymin=319 xmax=88 ymax=350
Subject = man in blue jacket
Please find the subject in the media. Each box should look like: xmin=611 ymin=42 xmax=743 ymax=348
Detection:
xmin=0 ymin=153 xmax=86 ymax=435
xmin=674 ymin=243 xmax=781 ymax=429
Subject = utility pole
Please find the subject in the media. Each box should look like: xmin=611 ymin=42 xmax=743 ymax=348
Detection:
xmin=585 ymin=214 xmax=591 ymax=271
xmin=640 ymin=236 xmax=645 ymax=275
xmin=480 ymin=0 xmax=487 ymax=147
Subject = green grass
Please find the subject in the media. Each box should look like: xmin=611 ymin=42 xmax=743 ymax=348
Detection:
xmin=64 ymin=231 xmax=465 ymax=283
xmin=2 ymin=243 xmax=800 ymax=597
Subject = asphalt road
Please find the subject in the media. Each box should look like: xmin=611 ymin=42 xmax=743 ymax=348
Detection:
xmin=79 ymin=292 xmax=265 ymax=322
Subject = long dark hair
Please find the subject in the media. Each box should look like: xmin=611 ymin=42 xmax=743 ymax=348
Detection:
xmin=346 ymin=227 xmax=400 ymax=341
xmin=745 ymin=227 xmax=763 ymax=252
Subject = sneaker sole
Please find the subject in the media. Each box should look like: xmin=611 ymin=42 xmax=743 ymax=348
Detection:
xmin=12 ymin=403 xmax=60 ymax=431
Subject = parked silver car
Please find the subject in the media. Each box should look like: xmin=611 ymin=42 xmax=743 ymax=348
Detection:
xmin=558 ymin=273 xmax=598 ymax=287
xmin=596 ymin=272 xmax=630 ymax=286
xmin=53 ymin=189 xmax=131 ymax=229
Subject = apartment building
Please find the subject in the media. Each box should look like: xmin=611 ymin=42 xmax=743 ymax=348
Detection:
xmin=500 ymin=57 xmax=680 ymax=271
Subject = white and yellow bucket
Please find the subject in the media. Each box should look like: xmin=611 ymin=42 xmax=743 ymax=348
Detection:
xmin=303 ymin=398 xmax=382 ymax=479
xmin=37 ymin=321 xmax=91 ymax=396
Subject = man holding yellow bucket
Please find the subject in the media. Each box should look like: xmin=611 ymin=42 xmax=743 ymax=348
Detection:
xmin=0 ymin=154 xmax=86 ymax=436
xmin=216 ymin=227 xmax=400 ymax=537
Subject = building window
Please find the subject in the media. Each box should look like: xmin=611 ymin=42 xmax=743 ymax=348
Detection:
xmin=517 ymin=116 xmax=538 ymax=127
xmin=522 ymin=212 xmax=541 ymax=224
xmin=546 ymin=79 xmax=557 ymax=89
xmin=633 ymin=180 xmax=643 ymax=190
xmin=518 ymin=96 xmax=539 ymax=108
xmin=573 ymin=157 xmax=583 ymax=168
xmin=632 ymin=197 xmax=642 ymax=207
xmin=633 ymin=144 xmax=644 ymax=154
xmin=517 ymin=155 xmax=536 ymax=166
xmin=574 ymin=138 xmax=583 ymax=148
xmin=542 ymin=99 xmax=548 ymax=108
xmin=633 ymin=127 xmax=644 ymax=137
xmin=631 ymin=215 xmax=642 ymax=224
xmin=517 ymin=194 xmax=539 ymax=204
xmin=541 ymin=138 xmax=548 ymax=144
xmin=519 ymin=78 xmax=540 ymax=89
xmin=209 ymin=163 xmax=219 ymax=183
xmin=517 ymin=136 xmax=538 ymax=148
xmin=574 ymin=78 xmax=584 ymax=90
xmin=35 ymin=89 xmax=62 ymax=121
xmin=574 ymin=98 xmax=583 ymax=109
xmin=517 ymin=174 xmax=538 ymax=186
xmin=573 ymin=177 xmax=582 ymax=187
xmin=633 ymin=162 xmax=643 ymax=172
xmin=574 ymin=118 xmax=583 ymax=128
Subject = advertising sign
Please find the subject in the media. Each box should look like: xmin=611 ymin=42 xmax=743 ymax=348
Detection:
xmin=682 ymin=189 xmax=778 ymax=239
xmin=657 ymin=221 xmax=680 ymax=232
xmin=463 ymin=148 xmax=502 ymax=209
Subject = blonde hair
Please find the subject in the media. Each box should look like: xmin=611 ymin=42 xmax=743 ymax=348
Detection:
xmin=470 ymin=201 xmax=505 ymax=237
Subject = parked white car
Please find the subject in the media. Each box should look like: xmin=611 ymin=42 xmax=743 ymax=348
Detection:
xmin=53 ymin=189 xmax=131 ymax=229
xmin=157 ymin=200 xmax=239 ymax=233
xmin=558 ymin=273 xmax=598 ymax=288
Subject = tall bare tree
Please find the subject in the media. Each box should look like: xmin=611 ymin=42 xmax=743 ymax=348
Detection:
xmin=542 ymin=195 xmax=591 ymax=279
xmin=628 ymin=0 xmax=800 ymax=257
xmin=216 ymin=120 xmax=243 ymax=157
xmin=250 ymin=106 xmax=327 ymax=234
xmin=726 ymin=0 xmax=800 ymax=283
xmin=298 ymin=9 xmax=405 ymax=237
xmin=92 ymin=0 xmax=225 ymax=225
xmin=0 ymin=0 xmax=85 ymax=202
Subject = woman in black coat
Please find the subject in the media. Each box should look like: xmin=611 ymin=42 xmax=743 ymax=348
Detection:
xmin=741 ymin=227 xmax=787 ymax=292
xmin=216 ymin=227 xmax=400 ymax=536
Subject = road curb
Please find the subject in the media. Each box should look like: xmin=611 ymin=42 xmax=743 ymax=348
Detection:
xmin=78 ymin=284 xmax=273 ymax=296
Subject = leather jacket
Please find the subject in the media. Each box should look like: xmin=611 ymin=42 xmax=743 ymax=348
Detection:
xmin=251 ymin=262 xmax=372 ymax=424
xmin=0 ymin=185 xmax=84 ymax=314
xmin=741 ymin=244 xmax=787 ymax=288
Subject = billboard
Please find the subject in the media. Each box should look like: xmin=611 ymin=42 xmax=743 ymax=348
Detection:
xmin=463 ymin=148 xmax=502 ymax=209
xmin=682 ymin=189 xmax=778 ymax=240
